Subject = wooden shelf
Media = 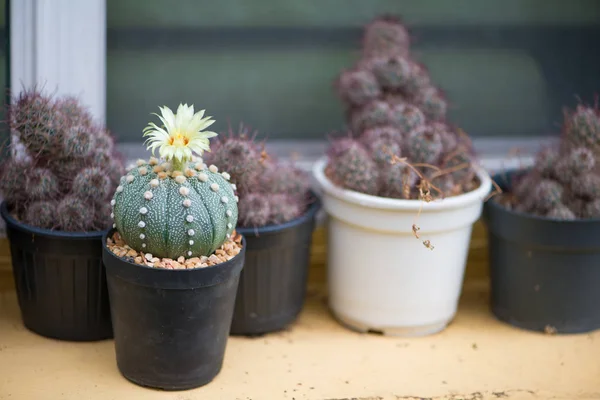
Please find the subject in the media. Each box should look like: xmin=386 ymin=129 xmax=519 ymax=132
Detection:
xmin=0 ymin=280 xmax=598 ymax=400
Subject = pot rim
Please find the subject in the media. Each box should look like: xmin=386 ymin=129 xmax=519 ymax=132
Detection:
xmin=102 ymin=228 xmax=246 ymax=273
xmin=236 ymin=191 xmax=321 ymax=236
xmin=1 ymin=201 xmax=106 ymax=239
xmin=312 ymin=157 xmax=492 ymax=211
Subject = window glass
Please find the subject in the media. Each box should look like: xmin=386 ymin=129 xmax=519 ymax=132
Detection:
xmin=107 ymin=0 xmax=600 ymax=142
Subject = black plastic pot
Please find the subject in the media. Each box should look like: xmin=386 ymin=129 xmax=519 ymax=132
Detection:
xmin=484 ymin=169 xmax=600 ymax=334
xmin=102 ymin=230 xmax=245 ymax=391
xmin=231 ymin=195 xmax=321 ymax=335
xmin=0 ymin=202 xmax=113 ymax=341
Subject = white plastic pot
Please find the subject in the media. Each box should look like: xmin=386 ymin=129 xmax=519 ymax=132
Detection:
xmin=312 ymin=157 xmax=492 ymax=336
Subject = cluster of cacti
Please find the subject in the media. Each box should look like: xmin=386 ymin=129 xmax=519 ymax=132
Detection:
xmin=203 ymin=124 xmax=311 ymax=228
xmin=508 ymin=103 xmax=600 ymax=220
xmin=0 ymin=89 xmax=125 ymax=231
xmin=326 ymin=16 xmax=477 ymax=200
xmin=112 ymin=104 xmax=239 ymax=259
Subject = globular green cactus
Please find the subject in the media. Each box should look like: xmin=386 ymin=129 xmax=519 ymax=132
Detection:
xmin=406 ymin=125 xmax=443 ymax=164
xmin=362 ymin=16 xmax=410 ymax=58
xmin=111 ymin=105 xmax=239 ymax=259
xmin=336 ymin=68 xmax=381 ymax=107
xmin=325 ymin=137 xmax=380 ymax=195
xmin=0 ymin=88 xmax=124 ymax=232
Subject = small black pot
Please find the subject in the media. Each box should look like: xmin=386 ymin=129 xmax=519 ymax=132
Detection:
xmin=231 ymin=195 xmax=321 ymax=335
xmin=484 ymin=169 xmax=600 ymax=334
xmin=102 ymin=230 xmax=245 ymax=391
xmin=0 ymin=202 xmax=112 ymax=341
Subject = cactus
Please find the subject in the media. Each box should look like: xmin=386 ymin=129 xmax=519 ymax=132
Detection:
xmin=571 ymin=173 xmax=600 ymax=199
xmin=268 ymin=194 xmax=303 ymax=225
xmin=563 ymin=104 xmax=600 ymax=150
xmin=202 ymin=124 xmax=265 ymax=193
xmin=263 ymin=163 xmax=310 ymax=200
xmin=583 ymin=199 xmax=600 ymax=218
xmin=24 ymin=201 xmax=57 ymax=229
xmin=378 ymin=162 xmax=418 ymax=199
xmin=237 ymin=193 xmax=271 ymax=228
xmin=336 ymin=69 xmax=381 ymax=107
xmin=370 ymin=56 xmax=412 ymax=90
xmin=325 ymin=137 xmax=380 ymax=195
xmin=326 ymin=16 xmax=478 ymax=201
xmin=531 ymin=180 xmax=564 ymax=212
xmin=546 ymin=205 xmax=576 ymax=220
xmin=533 ymin=146 xmax=560 ymax=178
xmin=390 ymin=103 xmax=426 ymax=134
xmin=406 ymin=125 xmax=443 ymax=164
xmin=0 ymin=88 xmax=125 ymax=232
xmin=362 ymin=16 xmax=410 ymax=58
xmin=350 ymin=100 xmax=391 ymax=133
xmin=112 ymin=104 xmax=238 ymax=259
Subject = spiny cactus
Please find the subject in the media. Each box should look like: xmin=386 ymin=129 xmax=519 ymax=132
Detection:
xmin=325 ymin=137 xmax=380 ymax=195
xmin=326 ymin=15 xmax=479 ymax=201
xmin=204 ymin=125 xmax=311 ymax=229
xmin=336 ymin=69 xmax=381 ymax=107
xmin=112 ymin=105 xmax=239 ymax=259
xmin=505 ymin=101 xmax=600 ymax=219
xmin=362 ymin=16 xmax=410 ymax=58
xmin=0 ymin=88 xmax=124 ymax=232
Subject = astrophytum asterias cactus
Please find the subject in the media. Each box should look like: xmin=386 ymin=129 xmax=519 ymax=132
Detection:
xmin=110 ymin=104 xmax=239 ymax=259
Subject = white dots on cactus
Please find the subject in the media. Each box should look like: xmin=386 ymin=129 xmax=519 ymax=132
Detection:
xmin=140 ymin=233 xmax=146 ymax=239
xmin=188 ymin=229 xmax=195 ymax=236
xmin=183 ymin=199 xmax=192 ymax=207
xmin=126 ymin=163 xmax=136 ymax=171
xmin=111 ymin=199 xmax=116 ymax=206
xmin=161 ymin=162 xmax=171 ymax=170
xmin=227 ymin=223 xmax=232 ymax=229
xmin=139 ymin=207 xmax=148 ymax=215
xmin=110 ymin=213 xmax=114 ymax=219
xmin=194 ymin=163 xmax=204 ymax=171
xmin=198 ymin=172 xmax=208 ymax=182
xmin=116 ymin=185 xmax=123 ymax=193
xmin=222 ymin=172 xmax=231 ymax=181
xmin=136 ymin=159 xmax=146 ymax=166
xmin=138 ymin=167 xmax=148 ymax=176
xmin=138 ymin=221 xmax=146 ymax=228
xmin=186 ymin=215 xmax=194 ymax=223
xmin=235 ymin=195 xmax=239 ymax=203
xmin=142 ymin=243 xmax=146 ymax=248
xmin=113 ymin=223 xmax=116 ymax=228
xmin=231 ymin=183 xmax=237 ymax=191
xmin=189 ymin=240 xmax=194 ymax=245
xmin=226 ymin=233 xmax=231 ymax=239
xmin=149 ymin=157 xmax=159 ymax=166
xmin=175 ymin=175 xmax=186 ymax=184
xmin=126 ymin=175 xmax=135 ymax=183
xmin=210 ymin=183 xmax=220 ymax=192
xmin=221 ymin=196 xmax=229 ymax=204
xmin=145 ymin=253 xmax=153 ymax=261
xmin=187 ymin=251 xmax=192 ymax=256
xmin=226 ymin=210 xmax=232 ymax=217
xmin=150 ymin=179 xmax=159 ymax=188
xmin=179 ymin=186 xmax=190 ymax=196
xmin=144 ymin=191 xmax=154 ymax=200
xmin=209 ymin=164 xmax=218 ymax=173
